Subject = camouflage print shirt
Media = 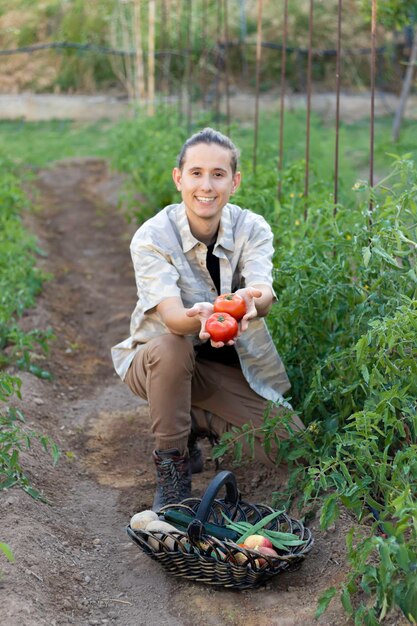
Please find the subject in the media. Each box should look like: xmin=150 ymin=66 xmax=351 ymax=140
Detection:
xmin=111 ymin=202 xmax=291 ymax=404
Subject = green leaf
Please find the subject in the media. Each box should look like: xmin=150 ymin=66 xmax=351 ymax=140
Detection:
xmin=395 ymin=580 xmax=417 ymax=622
xmin=320 ymin=494 xmax=339 ymax=530
xmin=379 ymin=542 xmax=393 ymax=571
xmin=315 ymin=587 xmax=337 ymax=619
xmin=341 ymin=586 xmax=353 ymax=615
xmin=0 ymin=542 xmax=15 ymax=562
xmin=396 ymin=544 xmax=411 ymax=573
xmin=286 ymin=447 xmax=307 ymax=460
xmin=362 ymin=246 xmax=371 ymax=267
xmin=360 ymin=364 xmax=370 ymax=384
xmin=234 ymin=440 xmax=243 ymax=463
xmin=51 ymin=443 xmax=60 ymax=465
xmin=407 ymin=268 xmax=417 ymax=284
xmin=355 ymin=336 xmax=368 ymax=365
xmin=211 ymin=444 xmax=229 ymax=459
xmin=23 ymin=485 xmax=43 ymax=501
xmin=372 ymin=246 xmax=400 ymax=268
xmin=0 ymin=476 xmax=18 ymax=490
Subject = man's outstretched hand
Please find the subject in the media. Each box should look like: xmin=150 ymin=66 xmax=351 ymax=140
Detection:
xmin=186 ymin=301 xmax=214 ymax=341
xmin=234 ymin=287 xmax=263 ymax=332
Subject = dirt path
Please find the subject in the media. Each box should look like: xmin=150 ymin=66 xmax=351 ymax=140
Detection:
xmin=1 ymin=91 xmax=417 ymax=123
xmin=1 ymin=159 xmax=354 ymax=626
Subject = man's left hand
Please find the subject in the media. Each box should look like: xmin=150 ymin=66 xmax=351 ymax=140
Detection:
xmin=235 ymin=287 xmax=262 ymax=332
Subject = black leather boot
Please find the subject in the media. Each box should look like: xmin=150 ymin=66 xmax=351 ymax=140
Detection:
xmin=152 ymin=448 xmax=192 ymax=512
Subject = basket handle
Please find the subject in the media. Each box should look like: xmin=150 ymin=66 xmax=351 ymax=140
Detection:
xmin=187 ymin=470 xmax=239 ymax=542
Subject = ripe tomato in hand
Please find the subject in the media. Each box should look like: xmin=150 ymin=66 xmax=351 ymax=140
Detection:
xmin=213 ymin=293 xmax=246 ymax=321
xmin=205 ymin=312 xmax=238 ymax=343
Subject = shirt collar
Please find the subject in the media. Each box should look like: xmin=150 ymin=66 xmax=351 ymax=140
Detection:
xmin=216 ymin=204 xmax=235 ymax=251
xmin=176 ymin=203 xmax=199 ymax=253
xmin=176 ymin=202 xmax=235 ymax=253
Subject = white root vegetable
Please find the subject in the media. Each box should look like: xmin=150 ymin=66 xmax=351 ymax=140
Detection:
xmin=145 ymin=520 xmax=179 ymax=533
xmin=145 ymin=520 xmax=186 ymax=551
xmin=130 ymin=510 xmax=159 ymax=530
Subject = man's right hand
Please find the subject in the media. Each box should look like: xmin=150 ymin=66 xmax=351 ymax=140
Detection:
xmin=185 ymin=302 xmax=214 ymax=341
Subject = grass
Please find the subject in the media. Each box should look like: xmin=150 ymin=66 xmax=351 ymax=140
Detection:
xmin=0 ymin=111 xmax=415 ymax=193
xmin=0 ymin=119 xmax=117 ymax=167
xmin=235 ymin=111 xmax=417 ymax=195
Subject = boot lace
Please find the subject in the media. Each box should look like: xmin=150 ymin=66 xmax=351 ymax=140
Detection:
xmin=157 ymin=457 xmax=190 ymax=504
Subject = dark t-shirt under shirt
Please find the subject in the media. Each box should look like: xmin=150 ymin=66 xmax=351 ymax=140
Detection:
xmin=194 ymin=242 xmax=240 ymax=367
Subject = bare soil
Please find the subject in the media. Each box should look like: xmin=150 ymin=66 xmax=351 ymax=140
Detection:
xmin=1 ymin=91 xmax=417 ymax=124
xmin=1 ymin=158 xmax=401 ymax=626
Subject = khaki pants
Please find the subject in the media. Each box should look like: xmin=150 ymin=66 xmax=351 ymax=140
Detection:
xmin=124 ymin=334 xmax=304 ymax=467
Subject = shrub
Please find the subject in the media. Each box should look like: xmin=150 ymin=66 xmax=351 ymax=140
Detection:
xmin=0 ymin=155 xmax=53 ymax=377
xmin=0 ymin=152 xmax=59 ymax=569
xmin=225 ymin=157 xmax=417 ymax=623
xmin=0 ymin=372 xmax=59 ymax=499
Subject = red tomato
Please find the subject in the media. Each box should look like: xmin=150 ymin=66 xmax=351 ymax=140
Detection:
xmin=213 ymin=293 xmax=246 ymax=321
xmin=205 ymin=312 xmax=238 ymax=343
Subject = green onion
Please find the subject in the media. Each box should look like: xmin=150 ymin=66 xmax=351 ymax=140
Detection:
xmin=221 ymin=511 xmax=306 ymax=549
xmin=231 ymin=510 xmax=285 ymax=543
xmin=262 ymin=529 xmax=305 ymax=541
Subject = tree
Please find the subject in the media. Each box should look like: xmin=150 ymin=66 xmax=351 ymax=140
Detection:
xmin=362 ymin=0 xmax=417 ymax=141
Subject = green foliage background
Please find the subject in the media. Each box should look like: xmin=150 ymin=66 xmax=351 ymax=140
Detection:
xmin=0 ymin=0 xmax=414 ymax=93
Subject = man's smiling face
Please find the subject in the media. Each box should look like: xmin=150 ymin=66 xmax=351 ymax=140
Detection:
xmin=172 ymin=142 xmax=241 ymax=229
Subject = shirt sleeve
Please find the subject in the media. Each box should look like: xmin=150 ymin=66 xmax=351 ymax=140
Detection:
xmin=239 ymin=215 xmax=276 ymax=289
xmin=131 ymin=243 xmax=182 ymax=313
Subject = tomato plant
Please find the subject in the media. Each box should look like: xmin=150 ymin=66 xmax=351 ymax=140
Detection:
xmin=213 ymin=293 xmax=246 ymax=321
xmin=205 ymin=312 xmax=238 ymax=343
xmin=0 ymin=153 xmax=60 ymax=560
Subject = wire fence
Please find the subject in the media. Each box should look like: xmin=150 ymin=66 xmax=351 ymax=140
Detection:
xmin=0 ymin=1 xmax=415 ymax=211
xmin=0 ymin=40 xmax=390 ymax=58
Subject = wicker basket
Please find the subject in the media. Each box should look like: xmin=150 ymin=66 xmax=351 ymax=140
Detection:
xmin=127 ymin=470 xmax=314 ymax=590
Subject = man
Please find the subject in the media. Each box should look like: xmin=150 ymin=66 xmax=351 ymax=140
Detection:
xmin=111 ymin=127 xmax=303 ymax=510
